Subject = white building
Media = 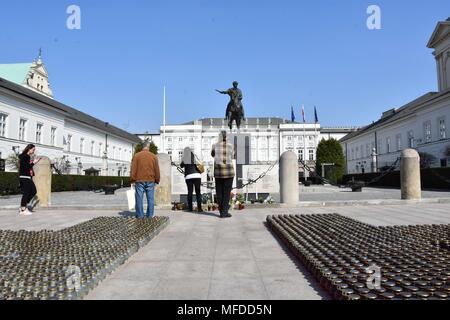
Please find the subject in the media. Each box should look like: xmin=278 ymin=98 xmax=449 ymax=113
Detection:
xmin=0 ymin=54 xmax=140 ymax=176
xmin=138 ymin=117 xmax=355 ymax=177
xmin=341 ymin=17 xmax=450 ymax=174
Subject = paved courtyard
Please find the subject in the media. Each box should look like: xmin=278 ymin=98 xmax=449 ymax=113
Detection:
xmin=0 ymin=200 xmax=449 ymax=300
xmin=1 ymin=186 xmax=449 ymax=210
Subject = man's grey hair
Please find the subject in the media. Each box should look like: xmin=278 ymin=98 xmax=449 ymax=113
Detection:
xmin=142 ymin=140 xmax=151 ymax=149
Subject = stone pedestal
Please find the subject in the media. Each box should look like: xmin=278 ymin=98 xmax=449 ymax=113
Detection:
xmin=155 ymin=153 xmax=172 ymax=207
xmin=279 ymin=151 xmax=299 ymax=205
xmin=400 ymin=149 xmax=421 ymax=200
xmin=32 ymin=156 xmax=52 ymax=207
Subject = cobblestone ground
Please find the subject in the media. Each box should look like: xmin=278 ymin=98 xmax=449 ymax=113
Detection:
xmin=0 ymin=202 xmax=448 ymax=300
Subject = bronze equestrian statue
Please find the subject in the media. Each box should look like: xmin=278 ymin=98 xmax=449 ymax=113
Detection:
xmin=216 ymin=81 xmax=246 ymax=130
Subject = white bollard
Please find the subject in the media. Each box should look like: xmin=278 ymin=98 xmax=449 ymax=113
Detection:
xmin=279 ymin=151 xmax=299 ymax=205
xmin=400 ymin=149 xmax=421 ymax=200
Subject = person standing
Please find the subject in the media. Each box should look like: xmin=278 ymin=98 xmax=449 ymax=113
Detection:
xmin=211 ymin=130 xmax=235 ymax=218
xmin=180 ymin=147 xmax=203 ymax=213
xmin=130 ymin=141 xmax=160 ymax=218
xmin=18 ymin=144 xmax=41 ymax=215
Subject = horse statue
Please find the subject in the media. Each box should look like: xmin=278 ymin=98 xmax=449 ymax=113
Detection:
xmin=216 ymin=81 xmax=246 ymax=131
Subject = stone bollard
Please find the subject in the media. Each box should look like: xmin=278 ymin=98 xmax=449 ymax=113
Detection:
xmin=400 ymin=149 xmax=421 ymax=200
xmin=32 ymin=156 xmax=52 ymax=207
xmin=279 ymin=151 xmax=299 ymax=205
xmin=155 ymin=153 xmax=172 ymax=207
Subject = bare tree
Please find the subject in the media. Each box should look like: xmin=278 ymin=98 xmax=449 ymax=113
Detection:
xmin=6 ymin=153 xmax=19 ymax=171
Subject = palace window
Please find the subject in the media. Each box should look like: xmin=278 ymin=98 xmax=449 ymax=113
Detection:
xmin=366 ymin=144 xmax=370 ymax=158
xmin=91 ymin=141 xmax=95 ymax=156
xmin=408 ymin=131 xmax=414 ymax=148
xmin=396 ymin=134 xmax=402 ymax=151
xmin=51 ymin=127 xmax=57 ymax=146
xmin=309 ymin=149 xmax=314 ymax=161
xmin=424 ymin=121 xmax=432 ymax=143
xmin=386 ymin=137 xmax=391 ymax=153
xmin=36 ymin=123 xmax=43 ymax=144
xmin=438 ymin=117 xmax=446 ymax=139
xmin=0 ymin=113 xmax=7 ymax=137
xmin=178 ymin=150 xmax=183 ymax=162
xmin=80 ymin=138 xmax=85 ymax=154
xmin=19 ymin=119 xmax=27 ymax=141
xmin=98 ymin=143 xmax=103 ymax=157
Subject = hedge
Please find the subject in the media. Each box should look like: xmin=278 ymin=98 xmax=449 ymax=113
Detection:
xmin=343 ymin=167 xmax=450 ymax=190
xmin=0 ymin=172 xmax=131 ymax=196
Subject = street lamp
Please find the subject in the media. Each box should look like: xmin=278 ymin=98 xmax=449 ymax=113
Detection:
xmin=371 ymin=148 xmax=378 ymax=173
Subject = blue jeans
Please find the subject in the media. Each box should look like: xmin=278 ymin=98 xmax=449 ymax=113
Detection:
xmin=135 ymin=182 xmax=155 ymax=218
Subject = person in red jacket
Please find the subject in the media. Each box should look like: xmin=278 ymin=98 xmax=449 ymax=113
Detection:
xmin=130 ymin=141 xmax=160 ymax=218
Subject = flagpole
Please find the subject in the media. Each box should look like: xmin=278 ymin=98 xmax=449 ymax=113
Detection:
xmin=302 ymin=104 xmax=308 ymax=179
xmin=163 ymin=86 xmax=166 ymax=153
xmin=314 ymin=106 xmax=317 ymax=150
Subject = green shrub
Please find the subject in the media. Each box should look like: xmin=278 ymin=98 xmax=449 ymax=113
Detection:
xmin=0 ymin=172 xmax=20 ymax=195
xmin=0 ymin=172 xmax=131 ymax=195
xmin=342 ymin=167 xmax=450 ymax=190
xmin=316 ymin=138 xmax=346 ymax=184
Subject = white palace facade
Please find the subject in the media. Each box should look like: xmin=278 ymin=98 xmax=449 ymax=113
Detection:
xmin=138 ymin=118 xmax=356 ymax=177
xmin=341 ymin=17 xmax=450 ymax=174
xmin=0 ymin=54 xmax=140 ymax=176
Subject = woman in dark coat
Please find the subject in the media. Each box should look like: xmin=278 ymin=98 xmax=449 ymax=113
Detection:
xmin=18 ymin=144 xmax=41 ymax=215
xmin=180 ymin=147 xmax=203 ymax=213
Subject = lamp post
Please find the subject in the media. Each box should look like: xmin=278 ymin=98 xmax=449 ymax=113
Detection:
xmin=371 ymin=148 xmax=378 ymax=173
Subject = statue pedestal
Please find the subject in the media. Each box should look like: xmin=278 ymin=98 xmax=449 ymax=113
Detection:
xmin=155 ymin=154 xmax=172 ymax=207
xmin=32 ymin=157 xmax=52 ymax=207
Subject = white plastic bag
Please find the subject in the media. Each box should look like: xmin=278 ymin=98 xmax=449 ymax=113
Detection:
xmin=127 ymin=186 xmax=136 ymax=211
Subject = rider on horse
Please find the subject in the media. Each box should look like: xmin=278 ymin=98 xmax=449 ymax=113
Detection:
xmin=216 ymin=81 xmax=246 ymax=130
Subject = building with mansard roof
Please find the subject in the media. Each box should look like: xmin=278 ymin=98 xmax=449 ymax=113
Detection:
xmin=340 ymin=17 xmax=450 ymax=174
xmin=0 ymin=52 xmax=140 ymax=176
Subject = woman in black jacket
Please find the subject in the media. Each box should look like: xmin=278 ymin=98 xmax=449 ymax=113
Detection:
xmin=180 ymin=147 xmax=203 ymax=213
xmin=18 ymin=144 xmax=40 ymax=215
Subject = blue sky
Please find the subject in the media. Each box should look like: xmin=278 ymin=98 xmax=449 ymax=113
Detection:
xmin=0 ymin=0 xmax=449 ymax=133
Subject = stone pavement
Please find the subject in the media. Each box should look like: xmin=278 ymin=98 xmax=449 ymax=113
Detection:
xmin=1 ymin=186 xmax=449 ymax=210
xmin=0 ymin=202 xmax=449 ymax=300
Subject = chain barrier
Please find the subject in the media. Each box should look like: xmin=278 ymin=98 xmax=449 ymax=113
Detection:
xmin=299 ymin=158 xmax=401 ymax=188
xmin=171 ymin=160 xmax=279 ymax=191
xmin=427 ymin=167 xmax=450 ymax=185
xmin=363 ymin=158 xmax=400 ymax=186
xmin=298 ymin=159 xmax=340 ymax=187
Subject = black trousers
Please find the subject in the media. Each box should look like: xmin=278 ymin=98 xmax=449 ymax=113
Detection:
xmin=20 ymin=178 xmax=37 ymax=207
xmin=186 ymin=178 xmax=202 ymax=211
xmin=215 ymin=178 xmax=234 ymax=215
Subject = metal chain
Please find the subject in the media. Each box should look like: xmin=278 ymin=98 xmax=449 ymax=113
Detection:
xmin=171 ymin=160 xmax=279 ymax=191
xmin=298 ymin=159 xmax=340 ymax=187
xmin=364 ymin=158 xmax=400 ymax=186
xmin=299 ymin=158 xmax=401 ymax=187
xmin=427 ymin=168 xmax=450 ymax=185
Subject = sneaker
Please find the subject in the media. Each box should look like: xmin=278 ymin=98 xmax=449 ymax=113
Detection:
xmin=19 ymin=208 xmax=33 ymax=216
